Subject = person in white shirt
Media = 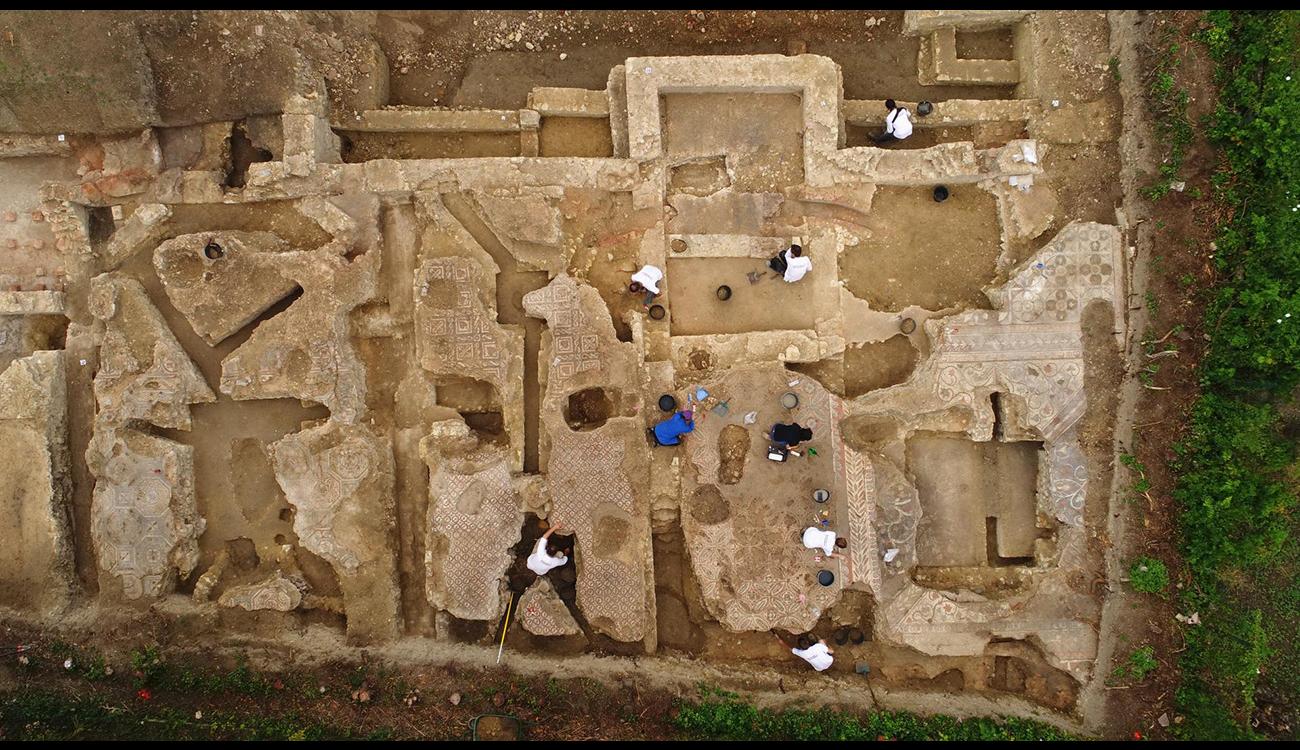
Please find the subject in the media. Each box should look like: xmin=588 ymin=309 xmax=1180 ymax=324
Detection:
xmin=872 ymin=99 xmax=913 ymax=144
xmin=767 ymin=243 xmax=812 ymax=283
xmin=782 ymin=633 xmax=835 ymax=671
xmin=628 ymin=264 xmax=664 ymax=308
xmin=526 ymin=522 xmax=570 ymax=576
xmin=802 ymin=526 xmax=849 ymax=558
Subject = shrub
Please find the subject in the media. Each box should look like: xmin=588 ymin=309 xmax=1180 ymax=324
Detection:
xmin=1170 ymin=9 xmax=1300 ymax=738
xmin=1129 ymin=556 xmax=1170 ymax=594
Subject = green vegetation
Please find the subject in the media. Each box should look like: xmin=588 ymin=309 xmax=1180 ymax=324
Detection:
xmin=1142 ymin=28 xmax=1196 ymax=201
xmin=1129 ymin=556 xmax=1170 ymax=595
xmin=672 ymin=686 xmax=1076 ymax=741
xmin=1112 ymin=645 xmax=1160 ymax=683
xmin=0 ymin=690 xmax=378 ymax=741
xmin=1171 ymin=10 xmax=1300 ymax=740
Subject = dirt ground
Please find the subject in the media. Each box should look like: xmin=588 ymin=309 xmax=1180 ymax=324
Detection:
xmin=1086 ymin=9 xmax=1220 ymax=741
xmin=0 ymin=7 xmax=1213 ymax=741
xmin=841 ymin=185 xmax=1004 ymax=312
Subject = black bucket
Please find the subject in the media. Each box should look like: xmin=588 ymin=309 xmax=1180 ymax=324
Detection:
xmin=817 ymin=569 xmax=834 ymax=587
xmin=648 ymin=304 xmax=666 ymax=320
xmin=716 ymin=285 xmax=732 ymax=301
xmin=917 ymin=100 xmax=934 ymax=116
xmin=933 ymin=185 xmax=949 ymax=203
xmin=658 ymin=394 xmax=677 ymax=412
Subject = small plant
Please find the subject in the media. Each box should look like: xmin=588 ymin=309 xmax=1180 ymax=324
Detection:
xmin=1144 ymin=290 xmax=1161 ymax=316
xmin=130 ymin=646 xmax=165 ymax=689
xmin=1129 ymin=556 xmax=1170 ymax=594
xmin=1128 ymin=646 xmax=1159 ymax=681
xmin=1109 ymin=55 xmax=1122 ymax=81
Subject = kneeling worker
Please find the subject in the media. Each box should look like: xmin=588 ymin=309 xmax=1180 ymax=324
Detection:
xmin=774 ymin=633 xmax=834 ymax=671
xmin=527 ymin=522 xmax=570 ymax=576
xmin=652 ymin=409 xmax=695 ymax=446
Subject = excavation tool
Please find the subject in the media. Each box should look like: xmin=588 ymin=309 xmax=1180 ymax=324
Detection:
xmin=495 ymin=591 xmax=517 ymax=665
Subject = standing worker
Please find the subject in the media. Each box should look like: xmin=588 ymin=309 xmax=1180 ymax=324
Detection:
xmin=872 ymin=99 xmax=913 ymax=144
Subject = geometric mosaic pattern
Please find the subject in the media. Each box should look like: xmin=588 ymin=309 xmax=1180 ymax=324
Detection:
xmin=87 ymin=429 xmax=204 ymax=600
xmin=415 ymin=257 xmax=511 ymax=386
xmin=547 ymin=423 xmax=648 ymax=642
xmin=269 ymin=420 xmax=401 ymax=641
xmin=271 ymin=428 xmax=384 ymax=575
xmin=425 ymin=452 xmax=522 ymax=621
xmin=681 ymin=367 xmax=847 ymax=633
xmin=523 ymin=273 xmax=649 ymax=643
xmin=522 ymin=275 xmax=606 ymax=396
xmin=847 ymin=223 xmax=1120 ymax=678
xmin=855 ymin=222 xmax=1123 ymax=527
xmin=518 ymin=577 xmax=582 ymax=637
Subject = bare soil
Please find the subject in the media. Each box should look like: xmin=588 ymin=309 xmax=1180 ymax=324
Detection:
xmin=842 ymin=185 xmax=1003 ymax=312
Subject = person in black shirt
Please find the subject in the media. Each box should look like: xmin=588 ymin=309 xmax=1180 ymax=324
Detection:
xmin=771 ymin=422 xmax=813 ymax=447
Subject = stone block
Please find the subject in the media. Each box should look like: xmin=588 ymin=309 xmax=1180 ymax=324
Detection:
xmin=88 ymin=428 xmax=204 ymax=601
xmin=154 ymin=230 xmax=297 ymax=345
xmin=527 ymin=87 xmax=610 ymax=118
xmin=271 ymin=421 xmax=401 ymax=642
xmin=0 ymin=351 xmax=75 ymax=614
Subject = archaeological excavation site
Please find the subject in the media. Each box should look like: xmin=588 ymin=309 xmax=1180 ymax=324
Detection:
xmin=0 ymin=9 xmax=1187 ymax=740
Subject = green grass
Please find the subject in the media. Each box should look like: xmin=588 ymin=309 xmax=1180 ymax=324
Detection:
xmin=0 ymin=690 xmax=373 ymax=741
xmin=1129 ymin=556 xmax=1170 ymax=595
xmin=1141 ymin=28 xmax=1196 ymax=201
xmin=672 ymin=685 xmax=1075 ymax=741
xmin=1112 ymin=646 xmax=1159 ymax=683
xmin=1169 ymin=9 xmax=1300 ymax=740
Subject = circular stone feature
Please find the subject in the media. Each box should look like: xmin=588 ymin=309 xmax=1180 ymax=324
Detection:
xmin=648 ymin=304 xmax=666 ymax=320
xmin=716 ymin=285 xmax=732 ymax=301
xmin=780 ymin=392 xmax=799 ymax=409
xmin=813 ymin=488 xmax=830 ymax=503
xmin=670 ymin=238 xmax=688 ymax=254
xmin=817 ymin=570 xmax=835 ymax=587
xmin=658 ymin=394 xmax=677 ymax=412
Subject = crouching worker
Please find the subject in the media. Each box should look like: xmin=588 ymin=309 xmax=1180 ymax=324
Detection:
xmin=774 ymin=631 xmax=835 ymax=671
xmin=527 ymin=522 xmax=570 ymax=576
xmin=651 ymin=409 xmax=694 ymax=446
xmin=628 ymin=264 xmax=664 ymax=308
xmin=802 ymin=525 xmax=848 ymax=558
xmin=767 ymin=243 xmax=812 ymax=283
xmin=771 ymin=422 xmax=813 ymax=448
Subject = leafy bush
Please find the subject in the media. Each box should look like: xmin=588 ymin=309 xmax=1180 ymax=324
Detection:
xmin=1129 ymin=556 xmax=1170 ymax=594
xmin=1170 ymin=9 xmax=1300 ymax=739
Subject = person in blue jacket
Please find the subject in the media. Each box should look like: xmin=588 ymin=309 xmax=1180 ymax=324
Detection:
xmin=652 ymin=409 xmax=695 ymax=446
